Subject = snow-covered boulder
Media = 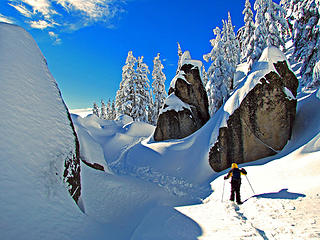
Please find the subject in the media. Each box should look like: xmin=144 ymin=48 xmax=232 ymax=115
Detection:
xmin=154 ymin=52 xmax=209 ymax=141
xmin=0 ymin=23 xmax=81 ymax=205
xmin=209 ymin=47 xmax=299 ymax=171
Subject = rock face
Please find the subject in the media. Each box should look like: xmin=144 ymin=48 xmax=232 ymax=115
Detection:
xmin=209 ymin=59 xmax=299 ymax=172
xmin=154 ymin=52 xmax=210 ymax=141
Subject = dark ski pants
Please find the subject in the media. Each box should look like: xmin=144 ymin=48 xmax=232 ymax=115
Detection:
xmin=230 ymin=180 xmax=241 ymax=203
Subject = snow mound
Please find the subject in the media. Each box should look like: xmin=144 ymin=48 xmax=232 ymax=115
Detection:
xmin=70 ymin=108 xmax=92 ymax=117
xmin=160 ymin=93 xmax=191 ymax=114
xmin=0 ymin=23 xmax=112 ymax=239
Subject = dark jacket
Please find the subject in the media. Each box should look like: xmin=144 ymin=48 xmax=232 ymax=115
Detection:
xmin=225 ymin=165 xmax=247 ymax=181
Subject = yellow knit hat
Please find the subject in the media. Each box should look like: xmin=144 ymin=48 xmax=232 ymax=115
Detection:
xmin=231 ymin=163 xmax=238 ymax=169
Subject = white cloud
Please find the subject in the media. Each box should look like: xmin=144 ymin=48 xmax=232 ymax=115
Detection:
xmin=55 ymin=0 xmax=118 ymax=21
xmin=8 ymin=3 xmax=33 ymax=18
xmin=17 ymin=0 xmax=57 ymax=18
xmin=0 ymin=13 xmax=15 ymax=24
xmin=29 ymin=19 xmax=59 ymax=29
xmin=48 ymin=31 xmax=62 ymax=44
xmin=7 ymin=0 xmax=127 ymax=43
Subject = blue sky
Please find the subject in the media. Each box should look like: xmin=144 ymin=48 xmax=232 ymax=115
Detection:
xmin=0 ymin=0 xmax=279 ymax=109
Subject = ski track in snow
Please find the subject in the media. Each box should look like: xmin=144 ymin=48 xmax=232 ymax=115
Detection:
xmin=178 ymin=193 xmax=320 ymax=240
xmin=109 ymin=137 xmax=208 ymax=200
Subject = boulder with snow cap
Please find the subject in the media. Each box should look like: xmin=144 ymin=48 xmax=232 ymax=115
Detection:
xmin=209 ymin=47 xmax=299 ymax=172
xmin=154 ymin=51 xmax=209 ymax=141
xmin=0 ymin=23 xmax=81 ymax=205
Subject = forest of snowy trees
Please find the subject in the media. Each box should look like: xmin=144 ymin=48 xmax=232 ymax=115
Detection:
xmin=92 ymin=51 xmax=167 ymax=124
xmin=92 ymin=0 xmax=320 ymax=124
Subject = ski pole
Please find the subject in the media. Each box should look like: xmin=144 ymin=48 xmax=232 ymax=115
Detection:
xmin=245 ymin=175 xmax=255 ymax=195
xmin=221 ymin=179 xmax=226 ymax=202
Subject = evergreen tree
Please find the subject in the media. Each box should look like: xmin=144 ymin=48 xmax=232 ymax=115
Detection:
xmin=241 ymin=0 xmax=255 ymax=61
xmin=134 ymin=56 xmax=151 ymax=122
xmin=115 ymin=51 xmax=137 ymax=118
xmin=201 ymin=65 xmax=208 ymax=87
xmin=147 ymin=92 xmax=155 ymax=124
xmin=265 ymin=0 xmax=288 ymax=49
xmin=311 ymin=60 xmax=320 ymax=88
xmin=203 ymin=27 xmax=233 ymax=115
xmin=92 ymin=102 xmax=100 ymax=118
xmin=110 ymin=99 xmax=116 ymax=120
xmin=249 ymin=0 xmax=288 ymax=65
xmin=222 ymin=13 xmax=241 ymax=89
xmin=176 ymin=42 xmax=183 ymax=74
xmin=100 ymin=99 xmax=107 ymax=119
xmin=290 ymin=0 xmax=319 ymax=87
xmin=106 ymin=99 xmax=111 ymax=120
xmin=151 ymin=53 xmax=167 ymax=125
xmin=250 ymin=0 xmax=269 ymax=63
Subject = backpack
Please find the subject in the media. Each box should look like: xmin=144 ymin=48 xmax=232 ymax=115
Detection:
xmin=232 ymin=168 xmax=241 ymax=180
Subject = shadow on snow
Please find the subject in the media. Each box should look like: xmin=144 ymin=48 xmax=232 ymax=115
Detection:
xmin=253 ymin=188 xmax=306 ymax=200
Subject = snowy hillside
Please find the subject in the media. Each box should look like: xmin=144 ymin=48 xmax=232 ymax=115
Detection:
xmin=1 ymin=22 xmax=320 ymax=240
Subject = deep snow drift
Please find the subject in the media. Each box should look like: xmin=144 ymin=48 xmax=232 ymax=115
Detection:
xmin=0 ymin=23 xmax=113 ymax=240
xmin=1 ymin=23 xmax=320 ymax=240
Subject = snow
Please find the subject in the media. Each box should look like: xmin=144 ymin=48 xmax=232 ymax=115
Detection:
xmin=0 ymin=23 xmax=110 ymax=240
xmin=283 ymin=86 xmax=296 ymax=100
xmin=1 ymin=23 xmax=320 ymax=240
xmin=170 ymin=51 xmax=203 ymax=90
xmin=175 ymin=89 xmax=320 ymax=239
xmin=69 ymin=108 xmax=92 ymax=117
xmin=169 ymin=70 xmax=189 ymax=89
xmin=160 ymin=93 xmax=192 ymax=114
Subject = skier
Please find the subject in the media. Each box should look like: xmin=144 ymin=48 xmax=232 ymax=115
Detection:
xmin=224 ymin=163 xmax=247 ymax=204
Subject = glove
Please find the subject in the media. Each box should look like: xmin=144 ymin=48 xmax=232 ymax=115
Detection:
xmin=224 ymin=176 xmax=227 ymax=180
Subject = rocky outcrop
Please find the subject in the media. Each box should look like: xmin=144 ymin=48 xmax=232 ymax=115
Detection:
xmin=209 ymin=58 xmax=299 ymax=172
xmin=154 ymin=52 xmax=210 ymax=141
xmin=63 ymin=111 xmax=82 ymax=203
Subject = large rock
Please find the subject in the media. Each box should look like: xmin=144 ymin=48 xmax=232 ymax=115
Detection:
xmin=154 ymin=52 xmax=209 ymax=141
xmin=209 ymin=49 xmax=299 ymax=172
xmin=0 ymin=23 xmax=81 ymax=205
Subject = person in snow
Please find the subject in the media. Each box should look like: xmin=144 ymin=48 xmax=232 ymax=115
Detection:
xmin=224 ymin=163 xmax=247 ymax=204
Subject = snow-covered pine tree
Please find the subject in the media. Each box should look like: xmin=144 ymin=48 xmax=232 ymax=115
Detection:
xmin=92 ymin=102 xmax=100 ymax=118
xmin=201 ymin=65 xmax=208 ymax=87
xmin=287 ymin=0 xmax=320 ymax=88
xmin=134 ymin=56 xmax=151 ymax=122
xmin=176 ymin=42 xmax=183 ymax=74
xmin=203 ymin=27 xmax=233 ymax=115
xmin=241 ymin=0 xmax=255 ymax=62
xmin=106 ymin=99 xmax=111 ymax=120
xmin=265 ymin=0 xmax=288 ymax=49
xmin=311 ymin=60 xmax=320 ymax=88
xmin=222 ymin=12 xmax=241 ymax=89
xmin=111 ymin=99 xmax=116 ymax=120
xmin=250 ymin=0 xmax=269 ymax=64
xmin=100 ymin=99 xmax=107 ymax=119
xmin=248 ymin=0 xmax=288 ymax=65
xmin=280 ymin=0 xmax=301 ymax=34
xmin=147 ymin=91 xmax=154 ymax=124
xmin=115 ymin=51 xmax=137 ymax=118
xmin=151 ymin=53 xmax=167 ymax=125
